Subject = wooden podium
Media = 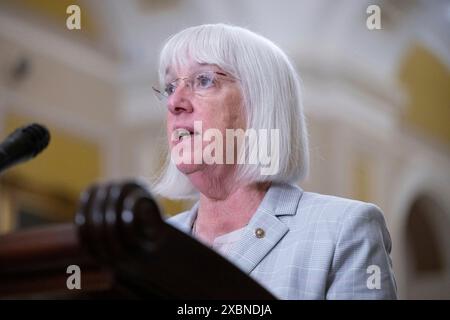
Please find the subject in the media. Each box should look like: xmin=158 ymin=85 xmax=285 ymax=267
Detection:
xmin=0 ymin=181 xmax=275 ymax=299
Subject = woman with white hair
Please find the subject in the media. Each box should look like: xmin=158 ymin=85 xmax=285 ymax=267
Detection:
xmin=153 ymin=23 xmax=397 ymax=299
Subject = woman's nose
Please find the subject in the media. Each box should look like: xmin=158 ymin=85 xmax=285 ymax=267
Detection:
xmin=167 ymin=84 xmax=194 ymax=114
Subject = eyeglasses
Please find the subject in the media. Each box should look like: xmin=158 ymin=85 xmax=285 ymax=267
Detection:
xmin=152 ymin=70 xmax=238 ymax=101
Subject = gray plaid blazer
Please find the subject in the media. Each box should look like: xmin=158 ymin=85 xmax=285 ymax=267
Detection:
xmin=166 ymin=182 xmax=397 ymax=299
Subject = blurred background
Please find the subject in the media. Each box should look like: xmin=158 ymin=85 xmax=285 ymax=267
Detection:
xmin=0 ymin=0 xmax=449 ymax=299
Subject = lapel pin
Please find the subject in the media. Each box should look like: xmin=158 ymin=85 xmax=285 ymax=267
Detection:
xmin=255 ymin=228 xmax=265 ymax=239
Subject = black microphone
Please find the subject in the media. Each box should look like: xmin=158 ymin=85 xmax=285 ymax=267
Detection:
xmin=0 ymin=123 xmax=50 ymax=174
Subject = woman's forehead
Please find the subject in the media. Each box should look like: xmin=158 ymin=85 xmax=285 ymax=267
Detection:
xmin=165 ymin=62 xmax=222 ymax=77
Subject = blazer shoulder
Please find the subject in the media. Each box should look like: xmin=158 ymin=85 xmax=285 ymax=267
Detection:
xmin=296 ymin=191 xmax=386 ymax=226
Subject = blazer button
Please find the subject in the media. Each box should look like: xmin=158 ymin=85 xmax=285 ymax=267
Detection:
xmin=255 ymin=228 xmax=265 ymax=238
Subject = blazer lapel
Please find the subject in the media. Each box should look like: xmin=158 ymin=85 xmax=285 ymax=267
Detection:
xmin=227 ymin=183 xmax=303 ymax=274
xmin=167 ymin=184 xmax=303 ymax=275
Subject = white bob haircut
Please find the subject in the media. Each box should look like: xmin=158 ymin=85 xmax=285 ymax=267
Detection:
xmin=153 ymin=23 xmax=309 ymax=199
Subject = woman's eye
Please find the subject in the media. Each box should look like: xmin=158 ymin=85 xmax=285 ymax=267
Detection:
xmin=164 ymin=83 xmax=176 ymax=96
xmin=195 ymin=74 xmax=214 ymax=88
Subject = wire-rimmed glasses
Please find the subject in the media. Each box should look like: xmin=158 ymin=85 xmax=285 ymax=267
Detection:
xmin=152 ymin=70 xmax=238 ymax=102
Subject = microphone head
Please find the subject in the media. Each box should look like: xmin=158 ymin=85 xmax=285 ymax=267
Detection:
xmin=21 ymin=123 xmax=50 ymax=157
xmin=0 ymin=123 xmax=51 ymax=174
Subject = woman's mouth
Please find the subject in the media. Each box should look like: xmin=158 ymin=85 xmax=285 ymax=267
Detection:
xmin=173 ymin=128 xmax=199 ymax=142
